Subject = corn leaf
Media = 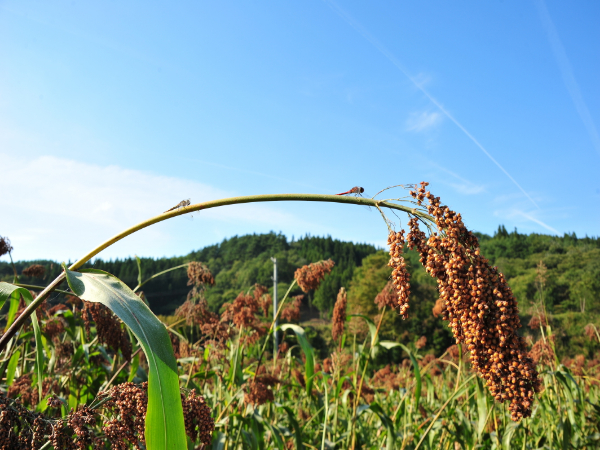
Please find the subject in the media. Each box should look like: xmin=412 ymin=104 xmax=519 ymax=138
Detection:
xmin=281 ymin=324 xmax=315 ymax=396
xmin=64 ymin=268 xmax=186 ymax=450
xmin=6 ymin=350 xmax=21 ymax=386
xmin=0 ymin=283 xmax=45 ymax=401
xmin=398 ymin=343 xmax=421 ymax=410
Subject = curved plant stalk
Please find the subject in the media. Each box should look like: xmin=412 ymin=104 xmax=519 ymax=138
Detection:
xmin=0 ymin=192 xmax=434 ymax=450
xmin=0 ymin=193 xmax=432 ymax=353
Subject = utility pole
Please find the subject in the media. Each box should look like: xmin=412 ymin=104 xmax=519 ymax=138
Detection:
xmin=270 ymin=257 xmax=278 ymax=357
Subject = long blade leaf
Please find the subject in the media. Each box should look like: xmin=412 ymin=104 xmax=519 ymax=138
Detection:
xmin=65 ymin=268 xmax=186 ymax=450
xmin=281 ymin=324 xmax=315 ymax=396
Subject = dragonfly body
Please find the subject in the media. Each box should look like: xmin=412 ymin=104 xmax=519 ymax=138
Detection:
xmin=164 ymin=199 xmax=191 ymax=213
xmin=336 ymin=187 xmax=365 ymax=196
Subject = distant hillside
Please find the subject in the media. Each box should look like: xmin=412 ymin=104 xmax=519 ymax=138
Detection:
xmin=2 ymin=228 xmax=599 ymax=359
xmin=0 ymin=233 xmax=377 ymax=315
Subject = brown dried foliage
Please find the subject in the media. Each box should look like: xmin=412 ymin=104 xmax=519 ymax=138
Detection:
xmin=187 ymin=261 xmax=215 ymax=287
xmin=281 ymin=295 xmax=303 ymax=322
xmin=253 ymin=283 xmax=270 ymax=317
xmin=22 ymin=264 xmax=45 ymax=278
xmin=528 ymin=314 xmax=548 ymax=330
xmin=278 ymin=341 xmax=289 ymax=356
xmin=222 ymin=292 xmax=260 ymax=329
xmin=432 ymin=298 xmax=445 ymax=317
xmin=294 ymin=259 xmax=335 ymax=293
xmin=529 ymin=338 xmax=555 ymax=366
xmin=332 ymin=287 xmax=347 ymax=342
xmin=43 ymin=318 xmax=66 ymax=340
xmin=7 ymin=375 xmax=37 ymax=407
xmin=416 ymin=336 xmax=427 ymax=350
xmin=371 ymin=365 xmax=400 ymax=391
xmin=0 ymin=236 xmax=13 ymax=257
xmin=584 ymin=324 xmax=598 ymax=341
xmin=374 ymin=280 xmax=396 ymax=310
xmin=0 ymin=383 xmax=214 ymax=449
xmin=293 ymin=369 xmax=306 ymax=388
xmin=403 ymin=182 xmax=540 ymax=420
xmin=82 ymin=302 xmax=132 ymax=361
xmin=245 ymin=381 xmax=274 ymax=406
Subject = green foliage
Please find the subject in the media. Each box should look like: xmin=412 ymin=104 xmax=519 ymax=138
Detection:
xmin=2 ymin=228 xmax=599 ymax=360
xmin=64 ymin=268 xmax=186 ymax=449
xmin=1 ymin=241 xmax=600 ymax=449
xmin=0 ymin=233 xmax=378 ymax=316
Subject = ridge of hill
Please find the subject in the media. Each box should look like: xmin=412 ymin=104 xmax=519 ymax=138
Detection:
xmin=0 ymin=233 xmax=377 ymax=315
xmin=1 ymin=227 xmax=599 ymax=358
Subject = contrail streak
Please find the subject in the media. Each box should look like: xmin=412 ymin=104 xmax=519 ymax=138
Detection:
xmin=534 ymin=0 xmax=600 ymax=158
xmin=324 ymin=0 xmax=540 ymax=209
xmin=516 ymin=210 xmax=559 ymax=235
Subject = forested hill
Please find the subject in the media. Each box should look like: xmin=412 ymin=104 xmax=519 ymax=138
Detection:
xmin=0 ymin=233 xmax=377 ymax=315
xmin=1 ymin=228 xmax=598 ymax=326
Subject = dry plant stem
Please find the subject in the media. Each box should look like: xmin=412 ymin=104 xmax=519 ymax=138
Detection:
xmin=0 ymin=193 xmax=433 ymax=355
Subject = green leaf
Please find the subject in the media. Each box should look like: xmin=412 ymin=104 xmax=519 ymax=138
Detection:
xmin=280 ymin=405 xmax=304 ymax=450
xmin=0 ymin=281 xmax=21 ymax=311
xmin=349 ymin=314 xmax=379 ymax=351
xmin=64 ymin=268 xmax=186 ymax=450
xmin=398 ymin=344 xmax=421 ymax=409
xmin=562 ymin=417 xmax=572 ymax=450
xmin=31 ymin=310 xmax=44 ymax=403
xmin=0 ymin=282 xmax=33 ymax=331
xmin=368 ymin=402 xmax=395 ymax=450
xmin=475 ymin=377 xmax=489 ymax=439
xmin=502 ymin=421 xmax=520 ymax=450
xmin=135 ymin=255 xmax=143 ymax=287
xmin=0 ymin=283 xmax=45 ymax=402
xmin=379 ymin=341 xmax=401 ymax=350
xmin=6 ymin=350 xmax=21 ymax=386
xmin=280 ymin=324 xmax=315 ymax=396
xmin=128 ymin=353 xmax=140 ymax=382
xmin=5 ymin=298 xmax=20 ymax=332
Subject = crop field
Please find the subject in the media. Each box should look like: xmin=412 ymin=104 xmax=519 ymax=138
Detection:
xmin=1 ymin=186 xmax=599 ymax=449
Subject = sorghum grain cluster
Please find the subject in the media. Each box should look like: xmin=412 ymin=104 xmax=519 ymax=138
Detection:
xmin=331 ymin=287 xmax=347 ymax=343
xmin=83 ymin=302 xmax=132 ymax=361
xmin=392 ymin=182 xmax=541 ymax=420
xmin=22 ymin=264 xmax=45 ymax=278
xmin=294 ymin=259 xmax=335 ymax=293
xmin=387 ymin=230 xmax=410 ymax=318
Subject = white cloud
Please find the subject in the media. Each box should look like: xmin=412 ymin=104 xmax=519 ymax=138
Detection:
xmin=406 ymin=111 xmax=442 ymax=132
xmin=0 ymin=154 xmax=317 ymax=261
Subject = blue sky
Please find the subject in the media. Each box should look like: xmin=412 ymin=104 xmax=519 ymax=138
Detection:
xmin=1 ymin=0 xmax=599 ymax=262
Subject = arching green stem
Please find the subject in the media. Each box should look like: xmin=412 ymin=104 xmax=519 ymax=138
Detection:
xmin=0 ymin=193 xmax=433 ymax=353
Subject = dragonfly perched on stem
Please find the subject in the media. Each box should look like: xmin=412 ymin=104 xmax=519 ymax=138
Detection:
xmin=336 ymin=187 xmax=372 ymax=211
xmin=164 ymin=199 xmax=191 ymax=213
xmin=336 ymin=186 xmax=365 ymax=197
